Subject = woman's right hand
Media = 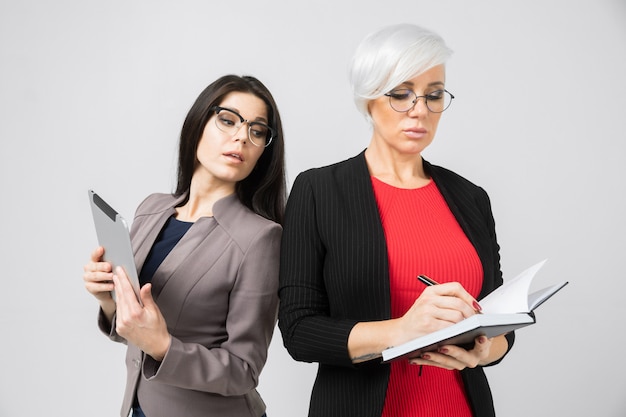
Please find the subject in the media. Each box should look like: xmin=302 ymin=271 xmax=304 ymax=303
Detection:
xmin=348 ymin=281 xmax=480 ymax=363
xmin=396 ymin=282 xmax=480 ymax=345
xmin=83 ymin=246 xmax=116 ymax=305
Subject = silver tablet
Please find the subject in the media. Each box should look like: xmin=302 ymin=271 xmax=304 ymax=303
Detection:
xmin=88 ymin=190 xmax=141 ymax=302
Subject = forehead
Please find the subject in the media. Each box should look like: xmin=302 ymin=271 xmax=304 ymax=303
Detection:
xmin=219 ymin=92 xmax=268 ymax=120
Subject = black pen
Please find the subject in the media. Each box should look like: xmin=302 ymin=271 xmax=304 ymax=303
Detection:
xmin=417 ymin=274 xmax=439 ymax=286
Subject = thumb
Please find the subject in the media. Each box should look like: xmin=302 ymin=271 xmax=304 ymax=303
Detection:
xmin=140 ymin=283 xmax=156 ymax=307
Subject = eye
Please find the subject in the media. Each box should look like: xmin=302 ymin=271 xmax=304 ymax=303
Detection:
xmin=249 ymin=123 xmax=269 ymax=139
xmin=426 ymin=90 xmax=445 ymax=101
xmin=388 ymin=89 xmax=413 ymax=100
xmin=217 ymin=112 xmax=238 ymax=127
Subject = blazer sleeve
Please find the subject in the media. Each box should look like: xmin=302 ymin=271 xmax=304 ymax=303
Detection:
xmin=141 ymin=222 xmax=282 ymax=395
xmin=278 ymin=173 xmax=360 ymax=368
xmin=97 ymin=309 xmax=126 ymax=344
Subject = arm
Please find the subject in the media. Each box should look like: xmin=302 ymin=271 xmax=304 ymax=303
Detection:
xmin=278 ymin=174 xmax=359 ymax=367
xmin=278 ymin=173 xmax=481 ymax=366
xmin=348 ymin=282 xmax=481 ymax=363
xmin=139 ymin=223 xmax=282 ymax=395
xmin=83 ymin=246 xmax=116 ymax=322
xmin=407 ymin=333 xmax=509 ymax=370
xmin=84 ymin=246 xmax=125 ymax=342
xmin=112 ymin=267 xmax=171 ymax=360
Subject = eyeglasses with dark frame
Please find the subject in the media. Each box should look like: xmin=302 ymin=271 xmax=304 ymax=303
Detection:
xmin=384 ymin=88 xmax=455 ymax=113
xmin=211 ymin=106 xmax=275 ymax=147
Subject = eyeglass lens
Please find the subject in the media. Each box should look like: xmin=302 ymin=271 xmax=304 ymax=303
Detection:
xmin=213 ymin=108 xmax=274 ymax=147
xmin=387 ymin=89 xmax=454 ymax=113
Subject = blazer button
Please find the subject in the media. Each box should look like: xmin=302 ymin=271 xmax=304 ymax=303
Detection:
xmin=133 ymin=359 xmax=141 ymax=368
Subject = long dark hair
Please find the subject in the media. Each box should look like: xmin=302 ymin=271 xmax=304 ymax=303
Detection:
xmin=174 ymin=75 xmax=286 ymax=224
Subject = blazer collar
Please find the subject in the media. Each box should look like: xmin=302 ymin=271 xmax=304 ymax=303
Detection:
xmin=174 ymin=192 xmax=246 ymax=225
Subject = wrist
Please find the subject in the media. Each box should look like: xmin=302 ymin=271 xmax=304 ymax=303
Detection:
xmin=150 ymin=334 xmax=171 ymax=362
xmin=99 ymin=298 xmax=116 ymax=323
xmin=386 ymin=317 xmax=406 ymax=349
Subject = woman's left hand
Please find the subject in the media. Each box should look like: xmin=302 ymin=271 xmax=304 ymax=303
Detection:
xmin=408 ymin=335 xmax=501 ymax=370
xmin=113 ymin=266 xmax=171 ymax=361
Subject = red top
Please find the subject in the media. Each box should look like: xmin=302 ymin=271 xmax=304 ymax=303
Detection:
xmin=372 ymin=177 xmax=483 ymax=417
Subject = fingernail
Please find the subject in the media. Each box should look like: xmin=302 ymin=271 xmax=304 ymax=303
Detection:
xmin=438 ymin=347 xmax=448 ymax=354
xmin=473 ymin=301 xmax=482 ymax=311
xmin=478 ymin=336 xmax=487 ymax=344
xmin=421 ymin=354 xmax=431 ymax=360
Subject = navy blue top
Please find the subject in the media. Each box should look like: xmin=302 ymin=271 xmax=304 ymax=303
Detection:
xmin=139 ymin=216 xmax=193 ymax=286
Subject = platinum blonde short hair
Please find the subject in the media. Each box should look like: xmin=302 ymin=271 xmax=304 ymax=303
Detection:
xmin=349 ymin=24 xmax=453 ymax=122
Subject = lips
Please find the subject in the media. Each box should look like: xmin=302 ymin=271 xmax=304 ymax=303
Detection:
xmin=403 ymin=127 xmax=428 ymax=139
xmin=223 ymin=151 xmax=244 ymax=162
xmin=404 ymin=127 xmax=427 ymax=134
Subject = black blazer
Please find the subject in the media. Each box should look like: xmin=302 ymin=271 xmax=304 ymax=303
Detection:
xmin=278 ymin=151 xmax=514 ymax=417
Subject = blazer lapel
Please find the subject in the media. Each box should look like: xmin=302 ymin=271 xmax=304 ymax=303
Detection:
xmin=148 ymin=217 xmax=219 ymax=301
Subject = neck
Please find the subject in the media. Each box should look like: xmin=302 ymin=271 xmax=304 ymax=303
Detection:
xmin=364 ymin=144 xmax=429 ymax=189
xmin=176 ymin=177 xmax=236 ymax=222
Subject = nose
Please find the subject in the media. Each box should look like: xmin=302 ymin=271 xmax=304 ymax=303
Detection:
xmin=233 ymin=123 xmax=248 ymax=143
xmin=407 ymin=97 xmax=428 ymax=117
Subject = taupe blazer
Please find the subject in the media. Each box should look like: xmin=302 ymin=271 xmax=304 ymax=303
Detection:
xmin=99 ymin=192 xmax=281 ymax=417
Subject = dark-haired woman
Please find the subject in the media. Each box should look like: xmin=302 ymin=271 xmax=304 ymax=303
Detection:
xmin=84 ymin=75 xmax=285 ymax=417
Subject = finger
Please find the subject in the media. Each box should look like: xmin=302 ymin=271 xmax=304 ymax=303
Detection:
xmin=409 ymin=353 xmax=456 ymax=370
xmin=423 ymin=296 xmax=476 ymax=322
xmin=84 ymin=280 xmax=113 ymax=297
xmin=429 ymin=349 xmax=470 ymax=370
xmin=114 ymin=267 xmax=134 ymax=294
xmin=111 ymin=272 xmax=123 ymax=298
xmin=83 ymin=265 xmax=113 ymax=279
xmin=90 ymin=246 xmax=105 ymax=262
xmin=425 ymin=284 xmax=479 ymax=318
xmin=437 ymin=344 xmax=482 ymax=369
xmin=85 ymin=280 xmax=115 ymax=291
xmin=83 ymin=264 xmax=113 ymax=284
xmin=84 ymin=260 xmax=112 ymax=276
xmin=470 ymin=336 xmax=491 ymax=357
xmin=112 ymin=269 xmax=133 ymax=307
xmin=115 ymin=267 xmax=145 ymax=309
xmin=428 ymin=282 xmax=480 ymax=308
xmin=139 ymin=283 xmax=155 ymax=304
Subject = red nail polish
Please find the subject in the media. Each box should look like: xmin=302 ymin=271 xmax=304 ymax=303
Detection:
xmin=473 ymin=301 xmax=482 ymax=311
xmin=438 ymin=347 xmax=448 ymax=354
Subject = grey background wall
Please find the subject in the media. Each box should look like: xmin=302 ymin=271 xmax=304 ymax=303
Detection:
xmin=1 ymin=1 xmax=624 ymax=416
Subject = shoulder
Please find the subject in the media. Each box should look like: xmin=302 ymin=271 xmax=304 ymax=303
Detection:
xmin=426 ymin=161 xmax=493 ymax=215
xmin=134 ymin=193 xmax=180 ymax=217
xmin=426 ymin=161 xmax=478 ymax=188
xmin=426 ymin=161 xmax=487 ymax=195
xmin=293 ymin=151 xmax=368 ymax=189
xmin=299 ymin=151 xmax=366 ymax=177
xmin=128 ymin=193 xmax=181 ymax=239
xmin=213 ymin=194 xmax=282 ymax=251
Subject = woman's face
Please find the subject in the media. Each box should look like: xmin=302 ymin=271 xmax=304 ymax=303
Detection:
xmin=194 ymin=91 xmax=268 ymax=189
xmin=368 ymin=64 xmax=446 ymax=157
